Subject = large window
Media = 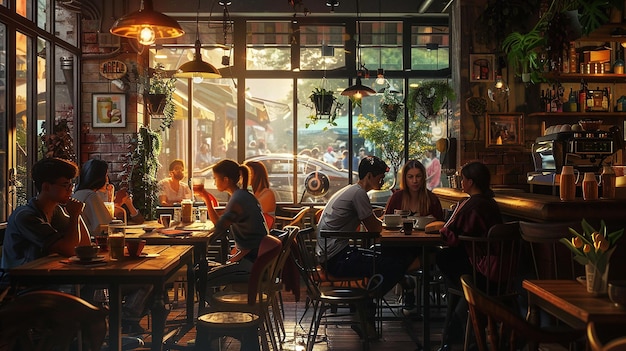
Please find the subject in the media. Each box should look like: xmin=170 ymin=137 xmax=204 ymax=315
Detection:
xmin=151 ymin=16 xmax=452 ymax=204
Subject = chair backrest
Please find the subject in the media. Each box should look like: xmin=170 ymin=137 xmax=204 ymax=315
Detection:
xmin=272 ymin=226 xmax=299 ymax=282
xmin=460 ymin=274 xmax=583 ymax=351
xmin=291 ymin=227 xmax=324 ymax=300
xmin=519 ymin=221 xmax=582 ymax=280
xmin=248 ymin=235 xmax=282 ymax=305
xmin=588 ymin=322 xmax=626 ymax=351
xmin=0 ymin=289 xmax=108 ymax=351
xmin=458 ymin=221 xmax=521 ymax=297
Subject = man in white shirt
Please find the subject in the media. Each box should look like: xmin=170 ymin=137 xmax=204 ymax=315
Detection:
xmin=158 ymin=159 xmax=192 ymax=206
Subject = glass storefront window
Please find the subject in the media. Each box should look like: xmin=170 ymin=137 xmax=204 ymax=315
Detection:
xmin=299 ymin=25 xmax=345 ymax=70
xmin=37 ymin=0 xmax=49 ymax=31
xmin=0 ymin=22 xmax=5 ymax=219
xmin=246 ymin=21 xmax=291 ymax=70
xmin=359 ymin=21 xmax=403 ymax=71
xmin=16 ymin=0 xmax=30 ymax=20
xmin=411 ymin=25 xmax=450 ymax=70
xmin=15 ymin=31 xmax=30 ymax=207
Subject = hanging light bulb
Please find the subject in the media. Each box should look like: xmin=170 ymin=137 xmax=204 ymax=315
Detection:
xmin=488 ymin=75 xmax=509 ymax=104
xmin=193 ymin=75 xmax=204 ymax=84
xmin=376 ymin=68 xmax=385 ymax=85
xmin=138 ymin=26 xmax=157 ymax=45
xmin=110 ymin=0 xmax=184 ymax=45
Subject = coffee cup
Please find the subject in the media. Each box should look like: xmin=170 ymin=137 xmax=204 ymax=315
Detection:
xmin=75 ymin=244 xmax=99 ymax=261
xmin=383 ymin=214 xmax=402 ymax=227
xmin=414 ymin=215 xmax=436 ymax=229
xmin=126 ymin=239 xmax=146 ymax=257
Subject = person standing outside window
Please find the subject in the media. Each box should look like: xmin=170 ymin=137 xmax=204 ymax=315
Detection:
xmin=158 ymin=159 xmax=192 ymax=206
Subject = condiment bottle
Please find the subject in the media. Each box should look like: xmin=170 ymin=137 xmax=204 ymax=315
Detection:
xmin=601 ymin=166 xmax=616 ymax=199
xmin=582 ymin=172 xmax=599 ymax=201
xmin=560 ymin=166 xmax=576 ymax=201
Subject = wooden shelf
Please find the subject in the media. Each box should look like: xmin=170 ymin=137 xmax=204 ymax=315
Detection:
xmin=528 ymin=112 xmax=626 ymax=118
xmin=544 ymin=73 xmax=626 ymax=83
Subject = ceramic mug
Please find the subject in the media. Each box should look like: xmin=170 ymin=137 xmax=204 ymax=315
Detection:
xmin=414 ymin=215 xmax=436 ymax=229
xmin=383 ymin=214 xmax=402 ymax=227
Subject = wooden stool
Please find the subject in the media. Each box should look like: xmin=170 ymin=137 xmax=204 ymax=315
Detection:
xmin=195 ymin=311 xmax=263 ymax=351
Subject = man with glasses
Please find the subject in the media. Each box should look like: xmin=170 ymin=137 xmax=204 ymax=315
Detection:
xmin=0 ymin=157 xmax=91 ymax=288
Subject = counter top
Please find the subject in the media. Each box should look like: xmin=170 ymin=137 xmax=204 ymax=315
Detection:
xmin=433 ymin=187 xmax=626 ymax=222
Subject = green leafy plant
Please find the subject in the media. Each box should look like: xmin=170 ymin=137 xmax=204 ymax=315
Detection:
xmin=306 ymin=87 xmax=343 ymax=129
xmin=407 ymin=81 xmax=455 ymax=120
xmin=39 ymin=108 xmax=77 ymax=162
xmin=142 ymin=63 xmax=177 ymax=131
xmin=560 ymin=219 xmax=624 ymax=274
xmin=119 ymin=126 xmax=161 ymax=220
xmin=379 ymin=88 xmax=404 ymax=121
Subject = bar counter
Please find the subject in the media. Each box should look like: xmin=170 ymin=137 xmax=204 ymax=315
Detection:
xmin=432 ymin=187 xmax=626 ymax=222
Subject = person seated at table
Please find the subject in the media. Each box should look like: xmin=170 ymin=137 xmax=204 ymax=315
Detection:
xmin=244 ymin=160 xmax=276 ymax=229
xmin=0 ymin=157 xmax=92 ymax=290
xmin=73 ymin=159 xmax=144 ymax=236
xmin=193 ymin=159 xmax=268 ymax=299
xmin=315 ymin=156 xmax=415 ymax=337
xmin=435 ymin=161 xmax=502 ymax=351
xmin=158 ymin=159 xmax=192 ymax=206
xmin=384 ymin=159 xmax=444 ymax=316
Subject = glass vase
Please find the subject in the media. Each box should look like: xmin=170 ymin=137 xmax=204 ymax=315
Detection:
xmin=585 ymin=263 xmax=609 ymax=296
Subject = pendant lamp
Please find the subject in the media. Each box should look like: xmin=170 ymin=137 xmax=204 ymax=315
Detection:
xmin=110 ymin=0 xmax=184 ymax=46
xmin=341 ymin=0 xmax=375 ymax=99
xmin=175 ymin=0 xmax=222 ymax=80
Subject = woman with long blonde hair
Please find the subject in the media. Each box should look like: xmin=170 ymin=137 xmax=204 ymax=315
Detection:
xmin=384 ymin=159 xmax=443 ymax=219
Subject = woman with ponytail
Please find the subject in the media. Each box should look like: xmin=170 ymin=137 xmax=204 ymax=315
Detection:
xmin=194 ymin=159 xmax=269 ymax=295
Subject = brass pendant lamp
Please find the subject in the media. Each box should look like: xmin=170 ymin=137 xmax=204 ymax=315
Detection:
xmin=110 ymin=0 xmax=185 ymax=46
xmin=175 ymin=0 xmax=222 ymax=80
xmin=341 ymin=0 xmax=375 ymax=99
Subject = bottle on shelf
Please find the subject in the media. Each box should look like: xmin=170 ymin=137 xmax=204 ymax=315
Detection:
xmin=579 ymin=79 xmax=586 ymax=113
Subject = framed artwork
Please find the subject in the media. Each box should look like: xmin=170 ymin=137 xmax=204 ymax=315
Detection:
xmin=470 ymin=54 xmax=495 ymax=82
xmin=486 ymin=113 xmax=523 ymax=147
xmin=83 ymin=32 xmax=97 ymax=44
xmin=92 ymin=93 xmax=126 ymax=127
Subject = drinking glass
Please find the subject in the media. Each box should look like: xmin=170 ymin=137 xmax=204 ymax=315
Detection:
xmin=108 ymin=224 xmax=126 ymax=259
xmin=160 ymin=214 xmax=172 ymax=228
xmin=192 ymin=177 xmax=205 ymax=192
xmin=103 ymin=201 xmax=115 ymax=218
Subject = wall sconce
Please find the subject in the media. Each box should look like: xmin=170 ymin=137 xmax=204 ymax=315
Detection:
xmin=110 ymin=0 xmax=185 ymax=46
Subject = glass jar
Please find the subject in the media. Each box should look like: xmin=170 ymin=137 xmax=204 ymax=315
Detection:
xmin=582 ymin=172 xmax=599 ymax=201
xmin=560 ymin=166 xmax=576 ymax=201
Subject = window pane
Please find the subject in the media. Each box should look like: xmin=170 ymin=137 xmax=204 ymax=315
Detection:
xmin=16 ymin=0 xmax=31 ymax=20
xmin=0 ymin=22 xmax=5 ymax=220
xmin=359 ymin=21 xmax=403 ymax=71
xmin=36 ymin=37 xmax=46 ymax=161
xmin=300 ymin=25 xmax=345 ymax=70
xmin=37 ymin=0 xmax=49 ymax=30
xmin=411 ymin=26 xmax=450 ymax=70
xmin=15 ymin=31 xmax=31 ymax=207
xmin=54 ymin=3 xmax=77 ymax=45
xmin=246 ymin=21 xmax=291 ymax=70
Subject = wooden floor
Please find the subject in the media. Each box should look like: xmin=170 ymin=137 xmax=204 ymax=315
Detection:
xmin=132 ymin=283 xmax=451 ymax=351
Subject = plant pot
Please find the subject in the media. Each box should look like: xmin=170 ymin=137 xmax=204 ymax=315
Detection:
xmin=145 ymin=93 xmax=167 ymax=116
xmin=521 ymin=73 xmax=531 ymax=83
xmin=382 ymin=103 xmax=401 ymax=121
xmin=312 ymin=94 xmax=334 ymax=115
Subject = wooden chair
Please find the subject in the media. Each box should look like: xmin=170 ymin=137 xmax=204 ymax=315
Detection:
xmin=518 ymin=220 xmax=582 ymax=280
xmin=442 ymin=221 xmax=522 ymax=351
xmin=588 ymin=322 xmax=626 ymax=351
xmin=292 ymin=228 xmax=378 ymax=351
xmin=0 ymin=289 xmax=108 ymax=351
xmin=195 ymin=234 xmax=282 ymax=351
xmin=207 ymin=226 xmax=300 ymax=350
xmin=461 ymin=275 xmax=583 ymax=351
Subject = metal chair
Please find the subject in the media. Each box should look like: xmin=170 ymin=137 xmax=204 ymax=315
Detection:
xmin=292 ymin=228 xmax=378 ymax=351
xmin=588 ymin=321 xmax=626 ymax=351
xmin=461 ymin=274 xmax=583 ymax=351
xmin=195 ymin=235 xmax=282 ymax=351
xmin=0 ymin=290 xmax=108 ymax=351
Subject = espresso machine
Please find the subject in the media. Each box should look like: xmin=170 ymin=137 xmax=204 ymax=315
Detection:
xmin=527 ymin=129 xmax=619 ymax=194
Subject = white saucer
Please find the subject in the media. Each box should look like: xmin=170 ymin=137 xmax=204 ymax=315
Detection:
xmin=139 ymin=253 xmax=159 ymax=258
xmin=382 ymin=224 xmax=402 ymax=229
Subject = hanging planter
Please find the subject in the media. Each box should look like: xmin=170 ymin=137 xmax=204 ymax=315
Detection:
xmin=380 ymin=87 xmax=404 ymax=122
xmin=145 ymin=93 xmax=167 ymax=116
xmin=407 ymin=80 xmax=455 ymax=120
xmin=306 ymin=87 xmax=343 ymax=129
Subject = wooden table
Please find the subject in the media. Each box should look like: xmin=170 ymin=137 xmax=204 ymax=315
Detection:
xmin=379 ymin=228 xmax=442 ymax=351
xmin=125 ymin=221 xmax=216 ymax=311
xmin=523 ymin=279 xmax=626 ymax=347
xmin=9 ymin=245 xmax=194 ymax=351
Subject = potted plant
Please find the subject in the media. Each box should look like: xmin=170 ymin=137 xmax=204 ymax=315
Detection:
xmin=379 ymin=87 xmax=404 ymax=122
xmin=306 ymin=87 xmax=343 ymax=128
xmin=407 ymin=80 xmax=456 ymax=120
xmin=142 ymin=63 xmax=177 ymax=131
xmin=39 ymin=108 xmax=77 ymax=162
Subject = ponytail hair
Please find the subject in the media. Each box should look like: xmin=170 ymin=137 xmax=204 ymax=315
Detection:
xmin=239 ymin=164 xmax=249 ymax=189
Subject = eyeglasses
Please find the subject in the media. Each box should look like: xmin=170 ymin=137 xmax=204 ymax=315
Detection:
xmin=55 ymin=181 xmax=75 ymax=190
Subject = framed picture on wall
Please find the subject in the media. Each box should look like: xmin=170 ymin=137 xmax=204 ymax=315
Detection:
xmin=469 ymin=54 xmax=495 ymax=82
xmin=486 ymin=113 xmax=523 ymax=147
xmin=92 ymin=93 xmax=126 ymax=128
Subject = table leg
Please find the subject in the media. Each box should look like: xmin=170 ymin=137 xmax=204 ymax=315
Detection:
xmin=151 ymin=283 xmax=166 ymax=351
xmin=422 ymin=246 xmax=430 ymax=351
xmin=109 ymin=283 xmax=122 ymax=351
xmin=526 ymin=296 xmax=539 ymax=351
xmin=187 ymin=255 xmax=196 ymax=324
